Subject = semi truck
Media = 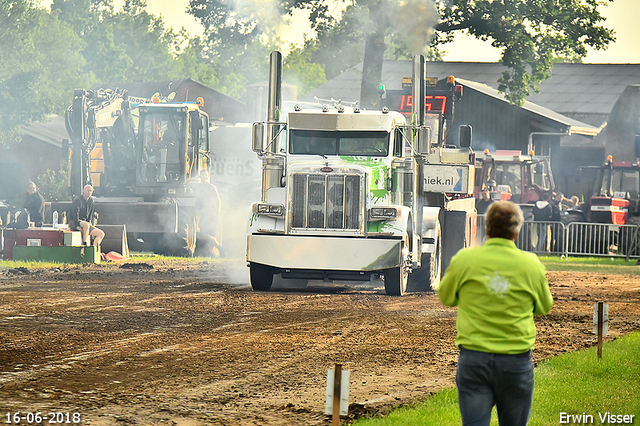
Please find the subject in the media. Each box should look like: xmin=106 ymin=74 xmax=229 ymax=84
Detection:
xmin=61 ymin=88 xmax=213 ymax=256
xmin=246 ymin=52 xmax=477 ymax=296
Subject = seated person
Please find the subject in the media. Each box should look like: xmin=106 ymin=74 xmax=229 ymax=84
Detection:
xmin=69 ymin=184 xmax=105 ymax=247
xmin=24 ymin=181 xmax=45 ymax=227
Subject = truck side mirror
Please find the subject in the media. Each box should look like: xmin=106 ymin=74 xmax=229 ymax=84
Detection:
xmin=252 ymin=123 xmax=265 ymax=153
xmin=417 ymin=127 xmax=431 ymax=155
xmin=393 ymin=128 xmax=404 ymax=156
xmin=635 ymin=134 xmax=640 ymax=159
xmin=459 ymin=125 xmax=472 ymax=148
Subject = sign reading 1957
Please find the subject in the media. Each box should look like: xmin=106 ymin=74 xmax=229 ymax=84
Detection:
xmin=5 ymin=412 xmax=81 ymax=424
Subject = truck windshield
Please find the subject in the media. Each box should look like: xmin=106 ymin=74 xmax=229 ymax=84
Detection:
xmin=289 ymin=130 xmax=389 ymax=156
xmin=139 ymin=112 xmax=185 ymax=182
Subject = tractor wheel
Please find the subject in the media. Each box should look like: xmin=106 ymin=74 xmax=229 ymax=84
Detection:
xmin=160 ymin=212 xmax=197 ymax=257
xmin=250 ymin=262 xmax=274 ymax=291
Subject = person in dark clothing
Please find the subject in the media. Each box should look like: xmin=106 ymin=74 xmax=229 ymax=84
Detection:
xmin=192 ymin=170 xmax=222 ymax=256
xmin=476 ymin=189 xmax=494 ymax=215
xmin=24 ymin=182 xmax=45 ymax=227
xmin=70 ymin=184 xmax=105 ymax=247
xmin=550 ymin=192 xmax=565 ymax=252
xmin=532 ymin=192 xmax=553 ymax=252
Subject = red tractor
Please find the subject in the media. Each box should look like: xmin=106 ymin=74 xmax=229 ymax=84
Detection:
xmin=475 ymin=149 xmax=555 ymax=218
xmin=565 ymin=155 xmax=640 ymax=226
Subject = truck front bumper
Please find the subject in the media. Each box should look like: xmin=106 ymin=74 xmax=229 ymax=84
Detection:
xmin=247 ymin=234 xmax=402 ymax=271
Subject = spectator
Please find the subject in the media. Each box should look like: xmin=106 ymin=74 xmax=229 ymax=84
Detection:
xmin=192 ymin=170 xmax=222 ymax=256
xmin=551 ymin=192 xmax=565 ymax=221
xmin=550 ymin=192 xmax=565 ymax=252
xmin=437 ymin=201 xmax=553 ymax=426
xmin=24 ymin=182 xmax=45 ymax=227
xmin=69 ymin=184 xmax=104 ymax=247
xmin=532 ymin=192 xmax=553 ymax=252
xmin=476 ymin=189 xmax=494 ymax=215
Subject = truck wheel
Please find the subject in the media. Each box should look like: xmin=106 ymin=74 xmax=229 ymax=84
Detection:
xmin=408 ymin=227 xmax=441 ymax=292
xmin=250 ymin=262 xmax=274 ymax=291
xmin=383 ymin=234 xmax=409 ymax=296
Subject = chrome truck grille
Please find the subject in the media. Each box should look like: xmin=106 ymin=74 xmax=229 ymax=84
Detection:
xmin=291 ymin=173 xmax=362 ymax=231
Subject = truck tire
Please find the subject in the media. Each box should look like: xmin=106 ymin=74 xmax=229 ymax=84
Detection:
xmin=408 ymin=226 xmax=441 ymax=292
xmin=250 ymin=262 xmax=274 ymax=291
xmin=383 ymin=234 xmax=409 ymax=296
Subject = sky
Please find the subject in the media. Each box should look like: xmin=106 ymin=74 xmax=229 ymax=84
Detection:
xmin=43 ymin=0 xmax=640 ymax=63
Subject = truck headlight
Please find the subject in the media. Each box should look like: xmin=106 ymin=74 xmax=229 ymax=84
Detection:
xmin=257 ymin=204 xmax=284 ymax=216
xmin=370 ymin=207 xmax=397 ymax=219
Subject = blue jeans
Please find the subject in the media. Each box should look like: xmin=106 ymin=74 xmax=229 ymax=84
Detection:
xmin=456 ymin=347 xmax=534 ymax=426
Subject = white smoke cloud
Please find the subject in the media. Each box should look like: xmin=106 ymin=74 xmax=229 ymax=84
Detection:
xmin=388 ymin=0 xmax=439 ymax=55
xmin=227 ymin=0 xmax=291 ymax=38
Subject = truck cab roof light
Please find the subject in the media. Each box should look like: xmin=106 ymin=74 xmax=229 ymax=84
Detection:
xmin=382 ymin=107 xmax=389 ymax=114
xmin=484 ymin=149 xmax=490 ymax=155
xmin=447 ymin=76 xmax=455 ymax=87
xmin=152 ymin=96 xmax=160 ymax=103
xmin=294 ymin=104 xmax=302 ymax=111
xmin=528 ymin=150 xmax=535 ymax=156
xmin=607 ymin=155 xmax=613 ymax=163
xmin=322 ymin=105 xmax=329 ymax=113
xmin=196 ymin=97 xmax=204 ymax=107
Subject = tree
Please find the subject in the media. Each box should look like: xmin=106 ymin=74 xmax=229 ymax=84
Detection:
xmin=187 ymin=0 xmax=614 ymax=106
xmin=52 ymin=0 xmax=185 ymax=83
xmin=283 ymin=41 xmax=327 ymax=96
xmin=433 ymin=0 xmax=615 ymax=105
xmin=0 ymin=0 xmax=89 ymax=145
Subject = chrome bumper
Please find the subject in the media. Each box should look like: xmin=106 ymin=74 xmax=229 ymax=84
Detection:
xmin=247 ymin=234 xmax=402 ymax=271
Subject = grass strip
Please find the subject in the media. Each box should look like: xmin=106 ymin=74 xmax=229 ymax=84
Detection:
xmin=351 ymin=332 xmax=640 ymax=425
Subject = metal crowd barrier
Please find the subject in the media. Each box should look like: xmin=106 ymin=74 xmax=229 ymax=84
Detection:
xmin=475 ymin=216 xmax=640 ymax=259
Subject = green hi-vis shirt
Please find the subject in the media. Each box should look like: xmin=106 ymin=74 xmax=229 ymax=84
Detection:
xmin=437 ymin=238 xmax=553 ymax=354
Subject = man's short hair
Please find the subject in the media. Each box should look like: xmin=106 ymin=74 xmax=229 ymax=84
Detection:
xmin=485 ymin=201 xmax=523 ymax=240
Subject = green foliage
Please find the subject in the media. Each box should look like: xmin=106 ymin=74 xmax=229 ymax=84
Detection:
xmin=52 ymin=0 xmax=184 ymax=82
xmin=283 ymin=42 xmax=327 ymax=96
xmin=36 ymin=161 xmax=70 ymax=202
xmin=0 ymin=0 xmax=89 ymax=144
xmin=188 ymin=0 xmax=614 ymax=106
xmin=435 ymin=0 xmax=614 ymax=105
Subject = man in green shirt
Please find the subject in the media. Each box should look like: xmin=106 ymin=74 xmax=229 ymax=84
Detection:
xmin=438 ymin=201 xmax=553 ymax=426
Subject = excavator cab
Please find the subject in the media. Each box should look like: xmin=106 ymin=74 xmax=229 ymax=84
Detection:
xmin=135 ymin=102 xmax=210 ymax=198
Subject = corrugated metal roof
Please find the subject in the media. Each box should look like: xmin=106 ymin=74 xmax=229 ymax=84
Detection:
xmin=303 ymin=61 xmax=640 ymax=116
xmin=20 ymin=115 xmax=67 ymax=147
xmin=456 ymin=78 xmax=600 ymax=136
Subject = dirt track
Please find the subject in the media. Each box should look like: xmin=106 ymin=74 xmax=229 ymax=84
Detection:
xmin=1 ymin=259 xmax=639 ymax=425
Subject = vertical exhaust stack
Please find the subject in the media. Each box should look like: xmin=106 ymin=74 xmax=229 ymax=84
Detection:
xmin=262 ymin=51 xmax=285 ymax=202
xmin=266 ymin=51 xmax=283 ymax=151
xmin=412 ymin=55 xmax=425 ymax=128
xmin=411 ymin=54 xmax=426 ymax=266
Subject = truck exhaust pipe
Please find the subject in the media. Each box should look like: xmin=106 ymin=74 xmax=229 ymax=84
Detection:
xmin=411 ymin=55 xmax=426 ymax=267
xmin=267 ymin=51 xmax=283 ymax=149
xmin=262 ymin=51 xmax=285 ymax=201
xmin=412 ymin=55 xmax=425 ymax=128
